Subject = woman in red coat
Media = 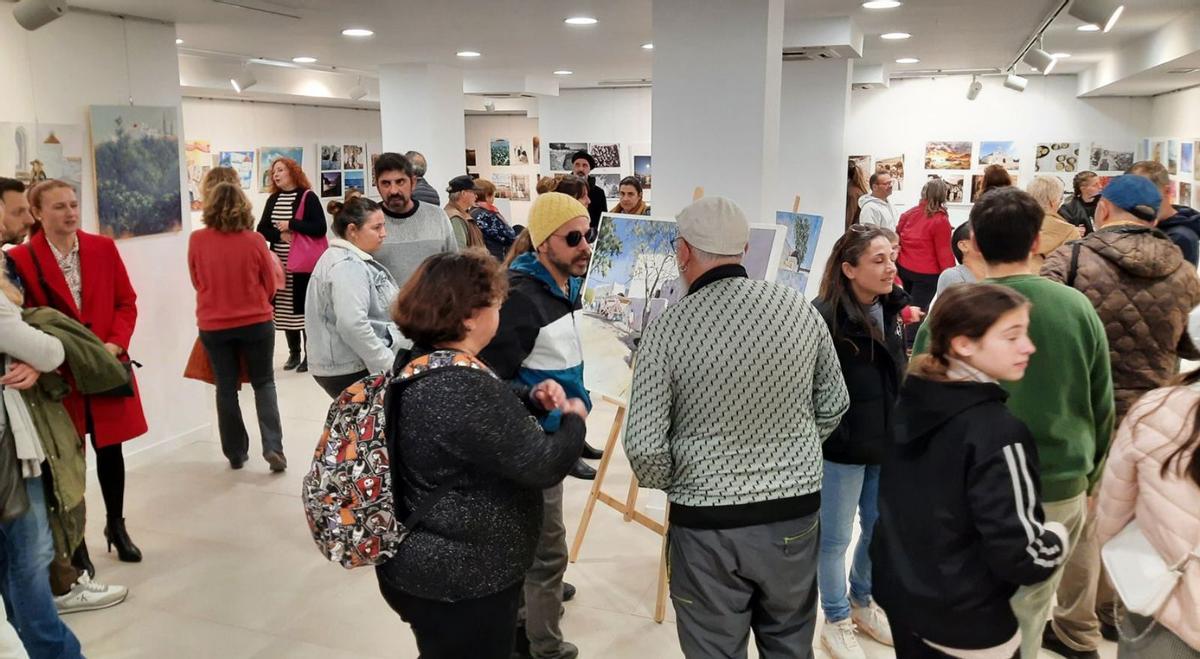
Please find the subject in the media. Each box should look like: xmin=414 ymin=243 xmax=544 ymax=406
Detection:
xmin=7 ymin=180 xmax=148 ymax=563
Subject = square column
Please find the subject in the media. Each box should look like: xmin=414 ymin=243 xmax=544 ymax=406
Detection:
xmin=378 ymin=63 xmax=465 ymax=192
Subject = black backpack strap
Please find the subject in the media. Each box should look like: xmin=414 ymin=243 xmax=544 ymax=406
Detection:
xmin=1066 ymin=241 xmax=1082 ymax=289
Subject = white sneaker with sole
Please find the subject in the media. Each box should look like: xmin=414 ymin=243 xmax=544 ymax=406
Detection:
xmin=54 ymin=573 xmax=128 ymax=614
xmin=821 ymin=618 xmax=867 ymax=659
xmin=851 ymin=600 xmax=894 ymax=647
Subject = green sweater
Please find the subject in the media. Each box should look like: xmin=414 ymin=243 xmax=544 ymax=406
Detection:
xmin=914 ymin=275 xmax=1114 ymax=502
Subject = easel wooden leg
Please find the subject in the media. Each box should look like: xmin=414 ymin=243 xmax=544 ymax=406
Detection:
xmin=568 ymin=403 xmax=626 ymax=563
xmin=623 ymin=474 xmax=640 ymax=522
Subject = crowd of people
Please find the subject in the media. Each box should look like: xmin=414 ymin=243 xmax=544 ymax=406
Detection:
xmin=1 ymin=147 xmax=1199 ymax=659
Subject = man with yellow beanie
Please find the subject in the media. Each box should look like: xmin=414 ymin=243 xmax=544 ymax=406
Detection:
xmin=479 ymin=191 xmax=596 ymax=659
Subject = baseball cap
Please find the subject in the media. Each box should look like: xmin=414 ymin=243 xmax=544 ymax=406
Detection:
xmin=1101 ymin=174 xmax=1161 ymax=222
xmin=675 ymin=197 xmax=749 ymax=256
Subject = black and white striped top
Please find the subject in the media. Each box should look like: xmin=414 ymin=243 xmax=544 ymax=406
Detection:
xmin=270 ymin=191 xmax=305 ymax=330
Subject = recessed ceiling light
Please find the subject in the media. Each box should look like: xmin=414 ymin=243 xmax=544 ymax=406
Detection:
xmin=292 ymin=56 xmax=317 ymax=63
xmin=554 ymin=70 xmax=573 ymax=75
xmin=881 ymin=32 xmax=910 ymax=40
xmin=862 ymin=1 xmax=902 ymax=8
xmin=641 ymin=43 xmax=654 ymax=50
xmin=175 ymin=38 xmax=183 ymax=45
xmin=1051 ymin=52 xmax=1071 ymax=59
xmin=341 ymin=28 xmax=374 ymax=37
xmin=564 ymin=16 xmax=598 ymax=25
xmin=895 ymin=57 xmax=920 ymax=64
xmin=456 ymin=51 xmax=482 ymax=58
xmin=1077 ymin=23 xmax=1101 ymax=31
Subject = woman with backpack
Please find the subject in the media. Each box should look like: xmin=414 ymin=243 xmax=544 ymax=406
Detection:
xmin=812 ymin=224 xmax=909 ymax=658
xmin=376 ymin=250 xmax=587 ymax=658
xmin=872 ymin=283 xmax=1069 ymax=658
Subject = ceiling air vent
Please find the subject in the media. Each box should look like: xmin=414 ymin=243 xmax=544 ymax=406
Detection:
xmin=598 ymin=78 xmax=652 ymax=88
xmin=783 ymin=47 xmax=843 ymax=62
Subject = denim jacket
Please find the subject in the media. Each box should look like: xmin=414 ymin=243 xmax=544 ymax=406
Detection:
xmin=304 ymin=239 xmax=404 ymax=377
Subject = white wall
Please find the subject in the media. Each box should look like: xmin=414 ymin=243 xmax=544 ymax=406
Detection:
xmin=1151 ymin=86 xmax=1200 ymax=137
xmin=0 ymin=13 xmax=210 ymax=455
xmin=464 ymin=114 xmax=540 ymax=225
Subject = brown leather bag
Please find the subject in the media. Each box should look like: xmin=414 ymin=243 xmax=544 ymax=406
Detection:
xmin=182 ymin=338 xmax=250 ymax=389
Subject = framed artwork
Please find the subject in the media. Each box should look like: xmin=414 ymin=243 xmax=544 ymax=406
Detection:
xmin=532 ymin=136 xmax=540 ymax=165
xmin=1168 ymin=139 xmax=1179 ymax=175
xmin=490 ymin=173 xmax=512 ymax=199
xmin=978 ymin=141 xmax=1019 ymax=171
xmin=342 ymin=144 xmax=365 ymax=171
xmin=510 ymin=174 xmax=531 ymax=201
xmin=1151 ymin=140 xmax=1166 ymax=166
xmin=218 ymin=150 xmax=254 ymax=190
xmin=1035 ymin=143 xmax=1080 ymax=173
xmin=634 ymin=155 xmax=652 ymax=189
xmin=1090 ymin=144 xmax=1134 ymax=172
xmin=925 ymin=141 xmax=972 ymax=170
xmin=1180 ymin=141 xmax=1194 ymax=175
xmin=257 ymin=146 xmax=304 ymax=192
xmin=875 ymin=155 xmax=905 ymax=192
xmin=548 ymin=141 xmax=587 ymax=173
xmin=320 ymin=171 xmax=342 ymax=198
xmin=590 ymin=143 xmax=622 ymax=169
xmin=89 ymin=105 xmax=183 ymax=239
xmin=490 ymin=138 xmax=510 ymax=166
xmin=320 ymin=144 xmax=341 ymax=171
xmin=0 ymin=122 xmax=84 ymax=200
xmin=775 ymin=211 xmax=824 ymax=296
xmin=465 ymin=148 xmax=477 ymax=167
xmin=512 ymin=143 xmax=530 ymax=165
xmin=185 ymin=140 xmax=213 ymax=211
xmin=928 ymin=174 xmax=966 ymax=203
xmin=593 ymin=173 xmax=622 ymax=198
xmin=343 ymin=171 xmax=365 ymax=195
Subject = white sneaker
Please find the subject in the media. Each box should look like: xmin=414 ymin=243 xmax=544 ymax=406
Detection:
xmin=54 ymin=573 xmax=128 ymax=614
xmin=851 ymin=600 xmax=894 ymax=647
xmin=821 ymin=618 xmax=866 ymax=659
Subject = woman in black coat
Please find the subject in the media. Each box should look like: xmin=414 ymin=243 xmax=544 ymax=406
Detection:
xmin=377 ymin=251 xmax=586 ymax=659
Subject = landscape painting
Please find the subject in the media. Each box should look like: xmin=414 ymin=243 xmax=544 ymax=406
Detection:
xmin=1182 ymin=141 xmax=1194 ymax=174
xmin=548 ymin=141 xmax=588 ymax=173
xmin=775 ymin=211 xmax=824 ymax=296
xmin=218 ymin=150 xmax=254 ymax=189
xmin=344 ymin=171 xmax=365 ymax=195
xmin=321 ymin=171 xmax=342 ymax=198
xmin=490 ymin=138 xmax=510 ymax=166
xmin=0 ymin=122 xmax=84 ymax=200
xmin=490 ymin=173 xmax=512 ymax=199
xmin=634 ymin=155 xmax=652 ymax=189
xmin=1090 ymin=144 xmax=1134 ymax=171
xmin=925 ymin=141 xmax=973 ymax=170
xmin=1035 ymin=143 xmax=1080 ymax=173
xmin=257 ymin=146 xmax=303 ymax=192
xmin=978 ymin=141 xmax=1019 ymax=170
xmin=89 ymin=105 xmax=183 ymax=239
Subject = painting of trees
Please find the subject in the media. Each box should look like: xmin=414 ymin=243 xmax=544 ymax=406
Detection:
xmin=89 ymin=106 xmax=183 ymax=239
xmin=589 ymin=217 xmax=623 ymax=278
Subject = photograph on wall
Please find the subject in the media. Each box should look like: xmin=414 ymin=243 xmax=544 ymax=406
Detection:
xmin=548 ymin=141 xmax=588 ymax=173
xmin=343 ymin=144 xmax=365 ymax=171
xmin=634 ymin=155 xmax=652 ymax=189
xmin=490 ymin=138 xmax=511 ymax=166
xmin=344 ymin=171 xmax=365 ymax=196
xmin=532 ymin=136 xmax=540 ymax=165
xmin=257 ymin=146 xmax=304 ymax=192
xmin=0 ymin=122 xmax=85 ymax=200
xmin=218 ymin=150 xmax=254 ymax=190
xmin=978 ymin=141 xmax=1019 ymax=170
xmin=1180 ymin=141 xmax=1193 ymax=175
xmin=875 ymin=155 xmax=905 ymax=192
xmin=1089 ymin=144 xmax=1134 ymax=172
xmin=89 ymin=105 xmax=183 ymax=240
xmin=924 ymin=141 xmax=972 ymax=170
xmin=775 ymin=211 xmax=824 ymax=295
xmin=590 ymin=143 xmax=622 ymax=169
xmin=321 ymin=171 xmax=342 ymax=198
xmin=849 ymin=154 xmax=873 ymax=179
xmin=185 ymin=140 xmax=213 ymax=211
xmin=1181 ymin=182 xmax=1193 ymax=208
xmin=744 ymin=224 xmax=786 ymax=281
xmin=1168 ymin=140 xmax=1179 ymax=175
xmin=465 ymin=148 xmax=477 ymax=167
xmin=929 ymin=174 xmax=965 ymax=203
xmin=581 ymin=214 xmax=678 ymax=398
xmin=510 ymin=174 xmax=531 ymax=202
xmin=513 ymin=143 xmax=530 ymax=165
xmin=491 ymin=172 xmax=512 ymax=199
xmin=1034 ymin=143 xmax=1080 ymax=173
xmin=320 ymin=144 xmax=341 ymax=171
xmin=593 ymin=173 xmax=622 ymax=198
xmin=1152 ymin=140 xmax=1166 ymax=165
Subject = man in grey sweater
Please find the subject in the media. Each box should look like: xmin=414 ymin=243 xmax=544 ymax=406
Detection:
xmin=370 ymin=153 xmax=457 ymax=289
xmin=624 ymin=197 xmax=849 ymax=658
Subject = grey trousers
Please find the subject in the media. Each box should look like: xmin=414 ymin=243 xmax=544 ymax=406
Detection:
xmin=668 ymin=512 xmax=821 ymax=659
xmin=522 ymin=483 xmax=570 ymax=658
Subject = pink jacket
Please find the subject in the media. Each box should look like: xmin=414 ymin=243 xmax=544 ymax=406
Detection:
xmin=1096 ymin=384 xmax=1200 ymax=650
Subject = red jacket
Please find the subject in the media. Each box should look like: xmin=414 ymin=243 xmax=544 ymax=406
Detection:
xmin=7 ymin=231 xmax=148 ymax=447
xmin=188 ymin=228 xmax=276 ymax=331
xmin=896 ymin=205 xmax=955 ymax=276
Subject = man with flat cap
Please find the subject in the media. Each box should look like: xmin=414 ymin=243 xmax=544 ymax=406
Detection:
xmin=443 ymin=175 xmax=482 ymax=250
xmin=624 ymin=196 xmax=850 ymax=658
xmin=570 ymin=151 xmax=608 ymax=230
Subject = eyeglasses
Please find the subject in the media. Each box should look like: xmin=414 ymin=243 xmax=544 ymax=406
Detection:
xmin=554 ymin=227 xmax=597 ymax=247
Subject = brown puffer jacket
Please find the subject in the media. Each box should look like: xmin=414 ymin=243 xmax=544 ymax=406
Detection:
xmin=1042 ymin=225 xmax=1200 ymax=423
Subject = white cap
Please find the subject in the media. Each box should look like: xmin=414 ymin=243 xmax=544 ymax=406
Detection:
xmin=675 ymin=197 xmax=749 ymax=256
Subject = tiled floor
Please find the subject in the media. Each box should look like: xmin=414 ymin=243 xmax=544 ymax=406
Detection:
xmin=64 ymin=348 xmax=1118 ymax=658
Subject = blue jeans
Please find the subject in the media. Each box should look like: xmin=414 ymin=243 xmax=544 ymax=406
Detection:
xmin=0 ymin=477 xmax=83 ymax=659
xmin=818 ymin=461 xmax=880 ymax=623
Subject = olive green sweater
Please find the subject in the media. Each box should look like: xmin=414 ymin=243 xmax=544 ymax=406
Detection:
xmin=914 ymin=275 xmax=1114 ymax=502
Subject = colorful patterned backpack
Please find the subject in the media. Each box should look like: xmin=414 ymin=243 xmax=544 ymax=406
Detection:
xmin=301 ymin=350 xmax=494 ymax=569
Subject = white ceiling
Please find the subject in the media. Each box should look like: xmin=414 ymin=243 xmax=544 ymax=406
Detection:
xmin=68 ymin=0 xmax=1200 ymax=96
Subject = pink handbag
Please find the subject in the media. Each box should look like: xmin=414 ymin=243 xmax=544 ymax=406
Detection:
xmin=286 ymin=190 xmax=328 ymax=273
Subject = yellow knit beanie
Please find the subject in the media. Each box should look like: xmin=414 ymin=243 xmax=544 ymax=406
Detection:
xmin=528 ymin=192 xmax=589 ymax=247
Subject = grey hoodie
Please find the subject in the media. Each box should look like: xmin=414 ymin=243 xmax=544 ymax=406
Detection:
xmin=858 ymin=193 xmax=898 ymax=231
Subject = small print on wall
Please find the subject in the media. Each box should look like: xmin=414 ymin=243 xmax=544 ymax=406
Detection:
xmin=343 ymin=144 xmax=365 ymax=171
xmin=512 ymin=143 xmax=530 ymax=165
xmin=0 ymin=122 xmax=85 ymax=200
xmin=320 ymin=144 xmax=341 ymax=171
xmin=1181 ymin=182 xmax=1193 ymax=207
xmin=1152 ymin=140 xmax=1166 ymax=166
xmin=590 ymin=143 xmax=622 ymax=169
xmin=344 ymin=171 xmax=365 ymax=196
xmin=925 ymin=141 xmax=972 ymax=170
xmin=89 ymin=105 xmax=183 ymax=239
xmin=1090 ymin=144 xmax=1134 ymax=172
xmin=978 ymin=141 xmax=1019 ymax=170
xmin=490 ymin=173 xmax=512 ymax=199
xmin=490 ymin=138 xmax=511 ymax=166
xmin=532 ymin=136 xmax=540 ymax=165
xmin=218 ymin=150 xmax=254 ymax=190
xmin=929 ymin=174 xmax=965 ymax=203
xmin=510 ymin=174 xmax=531 ymax=201
xmin=634 ymin=155 xmax=652 ymax=189
xmin=593 ymin=173 xmax=622 ymax=198
xmin=257 ymin=146 xmax=304 ymax=192
xmin=465 ymin=148 xmax=477 ymax=167
xmin=1034 ymin=143 xmax=1080 ymax=173
xmin=185 ymin=140 xmax=213 ymax=211
xmin=875 ymin=155 xmax=904 ymax=191
xmin=1180 ymin=142 xmax=1194 ymax=175
xmin=849 ymin=154 xmax=872 ymax=179
xmin=1168 ymin=140 xmax=1179 ymax=175
xmin=321 ymin=171 xmax=342 ymax=198
xmin=548 ymin=142 xmax=587 ymax=173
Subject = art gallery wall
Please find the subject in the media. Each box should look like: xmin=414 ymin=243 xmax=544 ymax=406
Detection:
xmin=0 ymin=12 xmax=211 ymax=460
xmin=847 ymin=75 xmax=1153 ymax=226
xmin=180 ymin=98 xmax=383 ymax=224
xmin=464 ymin=115 xmax=540 ymax=225
xmin=1150 ymin=86 xmax=1200 ymax=138
xmin=538 ymin=87 xmax=652 ymax=190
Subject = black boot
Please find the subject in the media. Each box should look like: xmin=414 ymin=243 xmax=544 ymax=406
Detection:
xmin=296 ymin=358 xmax=308 ymax=373
xmin=283 ymin=352 xmax=301 ymax=370
xmin=580 ymin=442 xmax=603 ymax=460
xmin=104 ymin=518 xmax=143 ymax=563
xmin=568 ymin=459 xmax=596 ymax=480
xmin=71 ymin=541 xmax=96 ymax=579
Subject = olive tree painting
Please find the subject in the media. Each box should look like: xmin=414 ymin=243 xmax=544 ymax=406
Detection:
xmin=89 ymin=105 xmax=183 ymax=239
xmin=775 ymin=211 xmax=824 ymax=296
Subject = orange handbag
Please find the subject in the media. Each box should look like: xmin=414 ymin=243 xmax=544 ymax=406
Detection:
xmin=182 ymin=337 xmax=251 ymax=389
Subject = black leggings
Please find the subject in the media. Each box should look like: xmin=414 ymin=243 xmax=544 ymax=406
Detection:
xmin=379 ymin=580 xmax=521 ymax=659
xmin=897 ymin=264 xmax=940 ymax=348
xmin=90 ymin=433 xmax=125 ymax=521
xmin=285 ymin=329 xmax=306 ymax=356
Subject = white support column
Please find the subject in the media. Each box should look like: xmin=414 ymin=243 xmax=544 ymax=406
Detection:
xmin=378 ymin=63 xmax=465 ymax=193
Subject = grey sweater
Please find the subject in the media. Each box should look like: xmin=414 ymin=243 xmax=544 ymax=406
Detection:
xmin=373 ymin=200 xmax=457 ymax=289
xmin=624 ymin=268 xmax=849 ymax=528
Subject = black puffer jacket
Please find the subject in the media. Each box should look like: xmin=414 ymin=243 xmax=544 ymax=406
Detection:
xmin=813 ymin=288 xmax=908 ymax=465
xmin=376 ymin=349 xmax=585 ymax=602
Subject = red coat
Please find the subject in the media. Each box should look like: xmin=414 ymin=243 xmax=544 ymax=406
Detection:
xmin=896 ymin=205 xmax=956 ymax=276
xmin=7 ymin=231 xmax=148 ymax=447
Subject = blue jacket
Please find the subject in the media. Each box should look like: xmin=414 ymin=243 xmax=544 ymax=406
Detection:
xmin=1158 ymin=205 xmax=1200 ymax=267
xmin=479 ymin=252 xmax=591 ymax=430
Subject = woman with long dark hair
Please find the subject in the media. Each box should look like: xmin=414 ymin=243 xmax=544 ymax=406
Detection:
xmin=812 ymin=224 xmax=909 ymax=657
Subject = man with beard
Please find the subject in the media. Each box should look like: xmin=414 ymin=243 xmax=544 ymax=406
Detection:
xmin=371 ymin=153 xmax=457 ymax=291
xmin=570 ymin=151 xmax=609 ymax=231
xmin=479 ymin=192 xmax=594 ymax=659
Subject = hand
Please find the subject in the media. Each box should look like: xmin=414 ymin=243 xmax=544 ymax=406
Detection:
xmin=1 ymin=362 xmax=41 ymax=390
xmin=103 ymin=343 xmax=123 ymax=357
xmin=1077 ymin=226 xmax=1086 ymax=238
xmin=281 ymin=231 xmax=294 ymax=244
xmin=530 ymin=380 xmax=566 ymax=412
xmin=273 ymin=220 xmax=290 ymax=232
xmin=561 ymin=398 xmax=589 ymax=420
xmin=906 ymin=306 xmax=926 ymax=323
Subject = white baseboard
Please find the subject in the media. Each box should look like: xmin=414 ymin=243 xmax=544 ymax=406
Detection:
xmin=85 ymin=423 xmax=213 ymax=473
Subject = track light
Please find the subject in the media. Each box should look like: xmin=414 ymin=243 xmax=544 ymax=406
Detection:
xmin=1067 ymin=0 xmax=1124 ymax=33
xmin=967 ymin=76 xmax=982 ymax=100
xmin=1024 ymin=48 xmax=1057 ymax=75
xmin=13 ymin=0 xmax=67 ymax=31
xmin=230 ymin=66 xmax=257 ymax=93
xmin=348 ymin=78 xmax=368 ymax=100
xmin=1003 ymin=73 xmax=1028 ymax=92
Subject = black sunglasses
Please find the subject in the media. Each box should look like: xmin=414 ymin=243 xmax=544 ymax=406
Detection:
xmin=555 ymin=227 xmax=597 ymax=247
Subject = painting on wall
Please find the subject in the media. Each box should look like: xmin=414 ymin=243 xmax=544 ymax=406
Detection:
xmin=344 ymin=171 xmax=365 ymax=195
xmin=1034 ymin=143 xmax=1080 ymax=173
xmin=1090 ymin=144 xmax=1134 ymax=172
xmin=775 ymin=211 xmax=824 ymax=296
xmin=593 ymin=173 xmax=622 ymax=198
xmin=1181 ymin=142 xmax=1194 ymax=175
xmin=89 ymin=105 xmax=183 ymax=239
xmin=875 ymin=155 xmax=905 ymax=192
xmin=321 ymin=171 xmax=342 ymax=198
xmin=218 ymin=150 xmax=254 ymax=190
xmin=490 ymin=138 xmax=510 ymax=166
xmin=1152 ymin=140 xmax=1166 ymax=166
xmin=532 ymin=136 xmax=541 ymax=165
xmin=257 ymin=146 xmax=303 ymax=192
xmin=343 ymin=144 xmax=365 ymax=171
xmin=548 ymin=141 xmax=588 ymax=173
xmin=978 ymin=141 xmax=1019 ymax=170
xmin=491 ymin=173 xmax=512 ymax=199
xmin=320 ymin=144 xmax=341 ymax=171
xmin=0 ymin=122 xmax=85 ymax=200
xmin=849 ymin=154 xmax=872 ymax=180
xmin=512 ymin=143 xmax=530 ymax=165
xmin=465 ymin=148 xmax=477 ymax=167
xmin=1181 ymin=182 xmax=1193 ymax=208
xmin=1168 ymin=140 xmax=1179 ymax=175
xmin=590 ymin=143 xmax=622 ymax=169
xmin=929 ymin=174 xmax=965 ymax=203
xmin=925 ymin=141 xmax=972 ymax=170
xmin=510 ymin=174 xmax=531 ymax=202
xmin=634 ymin=155 xmax=652 ymax=189
xmin=185 ymin=140 xmax=213 ymax=211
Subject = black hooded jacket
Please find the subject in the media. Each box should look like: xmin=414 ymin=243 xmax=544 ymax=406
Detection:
xmin=871 ymin=375 xmax=1069 ymax=650
xmin=1158 ymin=204 xmax=1200 ymax=266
